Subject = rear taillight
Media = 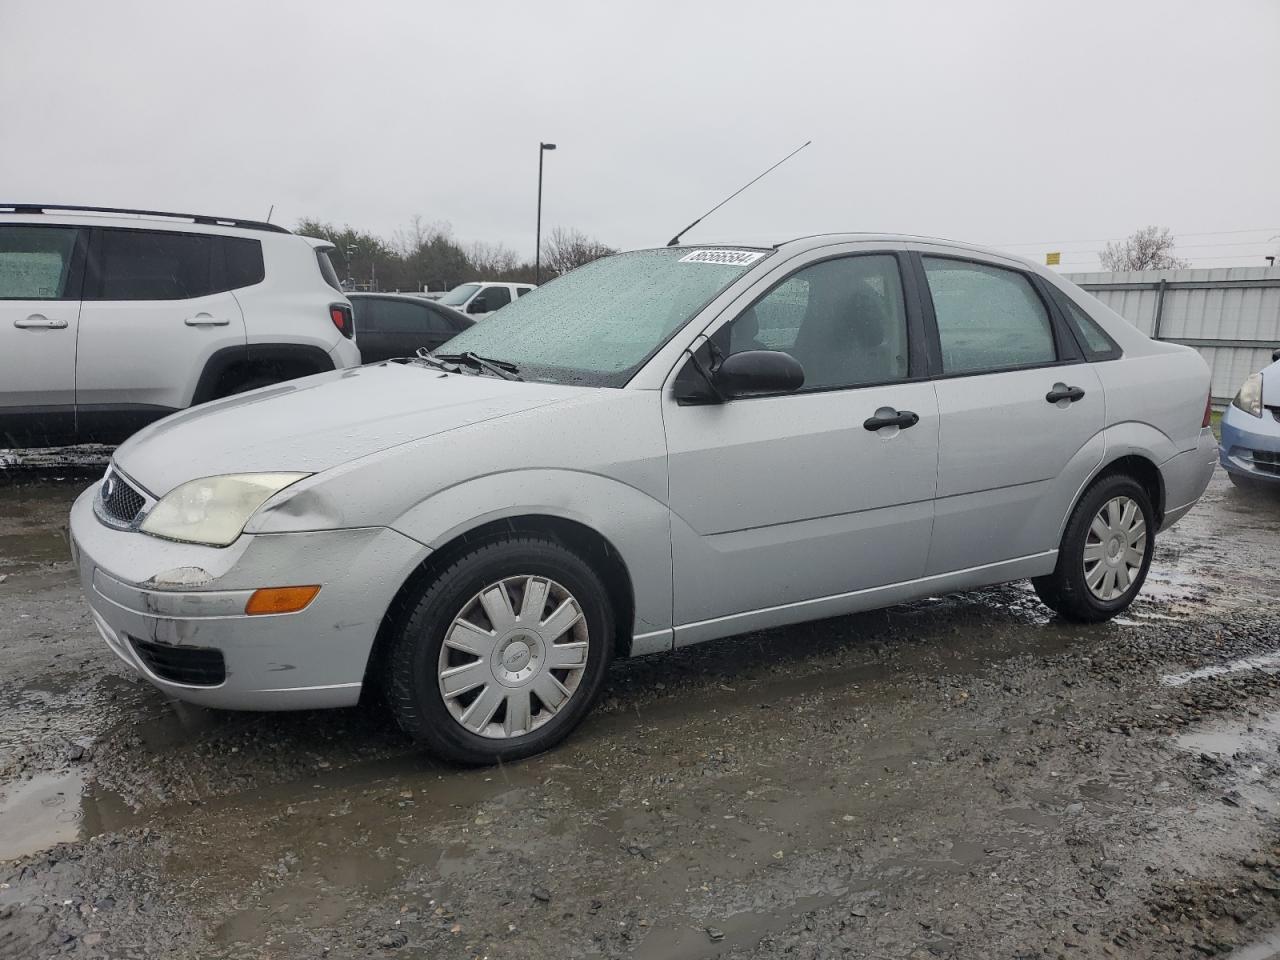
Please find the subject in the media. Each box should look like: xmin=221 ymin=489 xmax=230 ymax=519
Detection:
xmin=330 ymin=303 xmax=354 ymax=339
xmin=1202 ymin=394 xmax=1213 ymax=428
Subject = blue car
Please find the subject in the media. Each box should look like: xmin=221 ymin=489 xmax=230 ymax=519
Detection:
xmin=1220 ymin=351 xmax=1280 ymax=491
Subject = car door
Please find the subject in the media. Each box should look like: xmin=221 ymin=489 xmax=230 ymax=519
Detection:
xmin=354 ymin=297 xmax=457 ymax=363
xmin=75 ymin=227 xmax=247 ymax=442
xmin=663 ymin=250 xmax=940 ymax=644
xmin=913 ymin=250 xmax=1104 ymax=576
xmin=0 ymin=223 xmax=86 ymax=445
xmin=469 ymin=284 xmax=511 ymax=319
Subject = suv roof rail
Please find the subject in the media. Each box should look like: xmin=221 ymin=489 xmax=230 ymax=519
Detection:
xmin=0 ymin=203 xmax=293 ymax=235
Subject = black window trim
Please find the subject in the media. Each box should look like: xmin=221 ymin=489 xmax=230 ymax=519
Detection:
xmin=82 ymin=225 xmax=265 ymax=301
xmin=677 ymin=249 xmax=929 ymax=404
xmin=910 ymin=251 xmax=1086 ymax=381
xmin=0 ymin=222 xmax=88 ymax=301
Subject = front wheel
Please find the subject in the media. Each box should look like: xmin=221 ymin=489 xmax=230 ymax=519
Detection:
xmin=1033 ymin=475 xmax=1155 ymax=623
xmin=384 ymin=535 xmax=613 ymax=764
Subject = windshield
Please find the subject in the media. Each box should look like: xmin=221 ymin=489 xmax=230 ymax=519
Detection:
xmin=437 ymin=248 xmax=767 ymax=387
xmin=440 ymin=282 xmax=481 ymax=306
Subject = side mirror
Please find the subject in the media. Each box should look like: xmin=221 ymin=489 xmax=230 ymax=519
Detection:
xmin=467 ymin=297 xmax=488 ymax=314
xmin=714 ymin=350 xmax=805 ymax=399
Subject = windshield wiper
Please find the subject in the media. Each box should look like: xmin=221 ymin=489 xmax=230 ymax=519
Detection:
xmin=410 ymin=348 xmax=461 ymax=373
xmin=434 ymin=351 xmax=523 ymax=381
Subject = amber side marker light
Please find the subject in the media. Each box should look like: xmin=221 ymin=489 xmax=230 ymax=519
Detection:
xmin=245 ymin=585 xmax=321 ymax=616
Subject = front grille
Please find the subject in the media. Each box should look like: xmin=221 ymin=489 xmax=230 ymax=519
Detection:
xmin=1252 ymin=450 xmax=1280 ymax=476
xmin=130 ymin=637 xmax=226 ymax=686
xmin=98 ymin=468 xmax=146 ymax=526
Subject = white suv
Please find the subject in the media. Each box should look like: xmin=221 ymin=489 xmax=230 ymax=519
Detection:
xmin=0 ymin=204 xmax=360 ymax=448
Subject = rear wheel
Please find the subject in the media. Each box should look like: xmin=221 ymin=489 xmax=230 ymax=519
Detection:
xmin=384 ymin=535 xmax=613 ymax=764
xmin=1033 ymin=474 xmax=1155 ymax=623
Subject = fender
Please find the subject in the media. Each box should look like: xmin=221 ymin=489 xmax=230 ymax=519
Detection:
xmin=1056 ymin=420 xmax=1177 ymax=541
xmin=390 ymin=469 xmax=675 ymax=652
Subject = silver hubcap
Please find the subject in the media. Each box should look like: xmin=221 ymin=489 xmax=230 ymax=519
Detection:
xmin=1083 ymin=496 xmax=1147 ymax=601
xmin=437 ymin=575 xmax=589 ymax=739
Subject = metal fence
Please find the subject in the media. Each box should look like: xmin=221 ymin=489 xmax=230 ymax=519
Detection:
xmin=1064 ymin=266 xmax=1280 ymax=403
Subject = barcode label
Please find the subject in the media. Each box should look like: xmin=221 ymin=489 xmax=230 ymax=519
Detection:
xmin=679 ymin=249 xmax=764 ymax=266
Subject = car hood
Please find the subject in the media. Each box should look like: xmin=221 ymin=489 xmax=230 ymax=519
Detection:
xmin=114 ymin=363 xmax=586 ymax=496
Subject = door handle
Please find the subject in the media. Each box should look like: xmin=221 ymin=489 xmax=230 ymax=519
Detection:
xmin=13 ymin=314 xmax=68 ymax=329
xmin=184 ymin=314 xmax=230 ymax=327
xmin=1045 ymin=383 xmax=1086 ymax=404
xmin=863 ymin=408 xmax=920 ymax=431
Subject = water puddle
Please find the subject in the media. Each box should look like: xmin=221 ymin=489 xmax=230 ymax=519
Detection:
xmin=1162 ymin=651 xmax=1280 ymax=687
xmin=1236 ymin=927 xmax=1280 ymax=960
xmin=0 ymin=770 xmax=87 ymax=860
xmin=1176 ymin=711 xmax=1280 ymax=760
xmin=634 ymin=891 xmax=846 ymax=960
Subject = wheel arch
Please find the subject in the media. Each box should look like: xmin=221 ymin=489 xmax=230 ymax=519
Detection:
xmin=362 ymin=513 xmax=639 ymax=698
xmin=191 ymin=343 xmax=335 ymax=404
xmin=1064 ymin=449 xmax=1166 ymax=542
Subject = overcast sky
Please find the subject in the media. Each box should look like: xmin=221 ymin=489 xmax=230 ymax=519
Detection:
xmin=3 ymin=0 xmax=1278 ymax=270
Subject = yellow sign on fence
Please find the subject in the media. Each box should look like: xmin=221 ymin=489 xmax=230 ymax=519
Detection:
xmin=1045 ymin=252 xmax=1061 ymax=266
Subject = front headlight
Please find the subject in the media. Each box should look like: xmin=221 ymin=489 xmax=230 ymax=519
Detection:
xmin=140 ymin=473 xmax=309 ymax=546
xmin=1232 ymin=373 xmax=1264 ymax=418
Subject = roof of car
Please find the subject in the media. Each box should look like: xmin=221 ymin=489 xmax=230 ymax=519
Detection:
xmin=670 ymin=233 xmax=1033 ymax=266
xmin=347 ymin=291 xmax=471 ymax=317
xmin=0 ymin=203 xmax=292 ymax=238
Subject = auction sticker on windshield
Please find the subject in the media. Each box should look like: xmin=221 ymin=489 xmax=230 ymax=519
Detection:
xmin=678 ymin=249 xmax=765 ymax=266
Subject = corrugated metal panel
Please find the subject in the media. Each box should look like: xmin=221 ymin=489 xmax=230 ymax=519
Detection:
xmin=1064 ymin=265 xmax=1280 ymax=401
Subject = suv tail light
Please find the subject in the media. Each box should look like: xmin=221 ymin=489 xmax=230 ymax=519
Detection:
xmin=1202 ymin=394 xmax=1213 ymax=428
xmin=330 ymin=303 xmax=354 ymax=339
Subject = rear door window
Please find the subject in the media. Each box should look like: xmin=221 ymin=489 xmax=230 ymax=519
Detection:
xmin=0 ymin=225 xmax=82 ymax=300
xmin=922 ymin=258 xmax=1057 ymax=375
xmin=363 ymin=298 xmax=450 ymax=333
xmin=93 ymin=229 xmax=218 ymax=300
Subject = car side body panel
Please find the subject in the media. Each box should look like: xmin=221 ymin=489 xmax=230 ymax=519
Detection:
xmin=248 ymin=387 xmax=675 ymax=650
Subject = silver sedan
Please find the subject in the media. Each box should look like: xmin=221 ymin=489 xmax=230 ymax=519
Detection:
xmin=70 ymin=234 xmax=1218 ymax=763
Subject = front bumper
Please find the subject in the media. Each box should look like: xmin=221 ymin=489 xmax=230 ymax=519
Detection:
xmin=70 ymin=483 xmax=427 ymax=710
xmin=1219 ymin=404 xmax=1280 ymax=484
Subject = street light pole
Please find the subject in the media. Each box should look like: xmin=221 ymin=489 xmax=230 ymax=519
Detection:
xmin=535 ymin=141 xmax=556 ymax=284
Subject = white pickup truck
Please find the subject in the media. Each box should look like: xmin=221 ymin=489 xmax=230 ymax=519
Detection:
xmin=436 ymin=281 xmax=535 ymax=319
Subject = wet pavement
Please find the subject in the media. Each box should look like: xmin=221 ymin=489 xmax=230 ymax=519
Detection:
xmin=3 ymin=466 xmax=1280 ymax=959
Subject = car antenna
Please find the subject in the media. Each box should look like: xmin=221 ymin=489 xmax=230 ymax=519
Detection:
xmin=265 ymin=203 xmax=274 ymax=223
xmin=666 ymin=140 xmax=811 ymax=247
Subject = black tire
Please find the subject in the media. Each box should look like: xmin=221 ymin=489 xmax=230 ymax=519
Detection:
xmin=1032 ymin=474 xmax=1155 ymax=623
xmin=384 ymin=534 xmax=613 ymax=765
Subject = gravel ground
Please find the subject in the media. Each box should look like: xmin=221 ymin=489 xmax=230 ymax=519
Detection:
xmin=2 ymin=467 xmax=1280 ymax=959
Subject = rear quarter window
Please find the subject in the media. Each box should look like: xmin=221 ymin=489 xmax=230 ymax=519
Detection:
xmin=1053 ymin=291 xmax=1122 ymax=361
xmin=223 ymin=237 xmax=264 ymax=289
xmin=315 ymin=249 xmax=343 ymax=291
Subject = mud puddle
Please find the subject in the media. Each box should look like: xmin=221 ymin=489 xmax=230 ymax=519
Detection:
xmin=1237 ymin=927 xmax=1280 ymax=960
xmin=0 ymin=772 xmax=86 ymax=861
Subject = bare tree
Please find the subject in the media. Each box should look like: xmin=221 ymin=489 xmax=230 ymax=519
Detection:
xmin=467 ymin=241 xmax=522 ymax=277
xmin=1099 ymin=226 xmax=1189 ymax=272
xmin=541 ymin=227 xmax=616 ymax=277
